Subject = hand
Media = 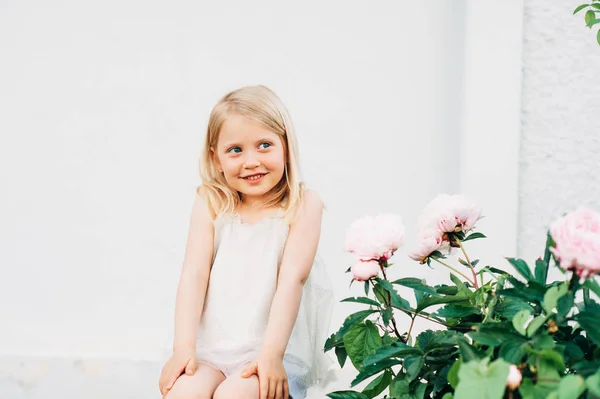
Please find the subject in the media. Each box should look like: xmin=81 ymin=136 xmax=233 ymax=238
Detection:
xmin=158 ymin=347 xmax=198 ymax=396
xmin=241 ymin=353 xmax=289 ymax=399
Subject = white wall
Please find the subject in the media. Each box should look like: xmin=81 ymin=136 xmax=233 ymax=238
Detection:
xmin=518 ymin=0 xmax=600 ymax=269
xmin=0 ymin=1 xmax=522 ymax=397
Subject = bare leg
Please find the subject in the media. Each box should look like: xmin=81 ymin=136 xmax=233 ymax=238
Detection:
xmin=213 ymin=373 xmax=260 ymax=399
xmin=164 ymin=362 xmax=225 ymax=399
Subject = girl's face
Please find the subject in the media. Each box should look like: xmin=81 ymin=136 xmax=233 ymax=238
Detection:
xmin=212 ymin=114 xmax=286 ymax=205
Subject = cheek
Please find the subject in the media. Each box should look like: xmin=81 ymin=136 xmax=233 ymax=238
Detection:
xmin=266 ymin=149 xmax=286 ymax=169
xmin=219 ymin=158 xmax=240 ymax=175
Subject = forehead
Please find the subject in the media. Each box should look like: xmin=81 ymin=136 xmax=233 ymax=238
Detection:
xmin=218 ymin=114 xmax=281 ymax=146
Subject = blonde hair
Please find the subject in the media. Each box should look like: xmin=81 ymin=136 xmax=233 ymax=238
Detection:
xmin=198 ymin=85 xmax=304 ymax=222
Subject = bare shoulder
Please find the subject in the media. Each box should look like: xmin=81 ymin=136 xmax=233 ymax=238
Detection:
xmin=194 ymin=186 xmax=215 ymax=221
xmin=302 ymin=189 xmax=324 ymax=212
xmin=290 ymin=189 xmax=324 ymax=227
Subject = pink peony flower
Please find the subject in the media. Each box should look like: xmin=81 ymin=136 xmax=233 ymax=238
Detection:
xmin=506 ymin=365 xmax=522 ymax=390
xmin=408 ymin=229 xmax=446 ymax=263
xmin=549 ymin=207 xmax=600 ymax=278
xmin=418 ymin=194 xmax=483 ymax=235
xmin=350 ymin=260 xmax=381 ymax=281
xmin=345 ymin=214 xmax=405 ymax=261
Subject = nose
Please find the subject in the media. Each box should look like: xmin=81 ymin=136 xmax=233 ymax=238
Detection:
xmin=242 ymin=152 xmax=260 ymax=169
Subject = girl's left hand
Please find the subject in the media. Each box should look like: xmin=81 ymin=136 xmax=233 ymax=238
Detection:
xmin=241 ymin=353 xmax=289 ymax=399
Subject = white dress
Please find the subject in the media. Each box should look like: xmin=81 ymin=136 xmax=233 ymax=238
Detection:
xmin=195 ymin=212 xmax=334 ymax=398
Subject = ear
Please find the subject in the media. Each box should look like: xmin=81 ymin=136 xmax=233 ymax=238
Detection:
xmin=210 ymin=147 xmax=222 ymax=172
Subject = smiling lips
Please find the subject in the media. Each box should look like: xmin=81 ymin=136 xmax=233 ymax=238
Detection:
xmin=241 ymin=173 xmax=267 ymax=183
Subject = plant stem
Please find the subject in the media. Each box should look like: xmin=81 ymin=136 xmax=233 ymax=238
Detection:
xmin=406 ymin=316 xmax=416 ymax=344
xmin=456 ymin=239 xmax=479 ymax=289
xmin=392 ymin=304 xmax=471 ymax=330
xmin=433 ymin=258 xmax=476 ymax=287
xmin=370 ymin=278 xmax=405 ymax=342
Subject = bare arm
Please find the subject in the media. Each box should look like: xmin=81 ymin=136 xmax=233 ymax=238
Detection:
xmin=172 ymin=189 xmax=214 ymax=351
xmin=261 ymin=190 xmax=324 ymax=358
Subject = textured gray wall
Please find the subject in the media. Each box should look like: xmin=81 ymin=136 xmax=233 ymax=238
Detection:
xmin=518 ymin=1 xmax=600 ymax=263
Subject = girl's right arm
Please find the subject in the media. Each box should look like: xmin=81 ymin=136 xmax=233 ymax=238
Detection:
xmin=159 ymin=188 xmax=214 ymax=396
xmin=172 ymin=188 xmax=214 ymax=351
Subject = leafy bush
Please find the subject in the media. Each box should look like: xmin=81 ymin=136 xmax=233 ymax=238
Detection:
xmin=326 ymin=196 xmax=600 ymax=399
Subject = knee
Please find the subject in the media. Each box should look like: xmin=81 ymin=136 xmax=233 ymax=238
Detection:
xmin=164 ymin=390 xmax=211 ymax=399
xmin=213 ymin=385 xmax=258 ymax=399
xmin=164 ymin=381 xmax=212 ymax=399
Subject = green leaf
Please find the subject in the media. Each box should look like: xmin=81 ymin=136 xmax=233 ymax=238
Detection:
xmin=364 ymin=281 xmax=370 ymax=296
xmin=512 ymin=309 xmax=531 ymax=336
xmin=519 ymin=360 xmax=560 ymax=399
xmin=557 ymin=374 xmax=585 ymax=399
xmin=586 ymin=9 xmax=596 ymax=26
xmin=587 ymin=18 xmax=600 ymax=27
xmin=341 ymin=296 xmax=382 ymax=308
xmin=442 ymin=394 xmax=454 ymax=399
xmin=436 ymin=285 xmax=459 ymax=295
xmin=351 ymin=358 xmax=403 ymax=387
xmin=344 ymin=321 xmax=383 ymax=371
xmin=364 ymin=341 xmax=423 ymax=366
xmin=539 ymin=349 xmax=566 ymax=373
xmin=415 ymin=295 xmax=470 ymax=313
xmin=449 ymin=273 xmax=473 ymax=296
xmin=583 ymin=279 xmax=600 ymax=298
xmin=556 ymin=293 xmax=574 ymax=321
xmin=573 ymin=359 xmax=600 ymax=377
xmin=377 ymin=279 xmax=411 ymax=309
xmin=543 ymin=283 xmax=569 ymax=314
xmin=575 ymin=307 xmax=600 ymax=346
xmin=404 ymin=355 xmax=424 ymax=381
xmin=463 ymin=232 xmax=487 ymax=242
xmin=499 ymin=337 xmax=529 ymax=364
xmin=593 ymin=3 xmax=600 ymax=9
xmin=448 ymin=358 xmax=461 ymax=389
xmin=327 ymin=391 xmax=370 ymax=399
xmin=532 ymin=332 xmax=555 ymax=350
xmin=390 ymin=376 xmax=427 ymax=399
xmin=506 ymin=257 xmax=534 ymax=281
xmin=534 ymin=259 xmax=548 ymax=285
xmin=335 ymin=345 xmax=348 ymax=368
xmin=325 ymin=309 xmax=378 ymax=350
xmin=392 ymin=277 xmax=438 ymax=295
xmin=496 ymin=298 xmax=535 ymax=320
xmin=562 ymin=341 xmax=585 ymax=363
xmin=361 ymin=370 xmax=392 ymax=398
xmin=434 ymin=305 xmax=481 ymax=319
xmin=597 ymin=27 xmax=600 ymax=45
xmin=382 ymin=307 xmax=393 ymax=326
xmin=454 ymin=358 xmax=510 ymax=399
xmin=574 ymin=4 xmax=590 ymax=14
xmin=417 ymin=330 xmax=466 ymax=352
xmin=458 ymin=340 xmax=485 ymax=362
xmin=527 ymin=315 xmax=547 ymax=337
xmin=585 ymin=368 xmax=600 ymax=396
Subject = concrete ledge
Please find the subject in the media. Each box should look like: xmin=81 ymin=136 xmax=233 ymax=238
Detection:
xmin=0 ymin=355 xmax=162 ymax=399
xmin=0 ymin=355 xmax=355 ymax=398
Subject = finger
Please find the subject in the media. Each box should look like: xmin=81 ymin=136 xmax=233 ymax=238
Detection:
xmin=260 ymin=377 xmax=269 ymax=399
xmin=185 ymin=358 xmax=197 ymax=375
xmin=241 ymin=362 xmax=257 ymax=378
xmin=275 ymin=381 xmax=283 ymax=399
xmin=269 ymin=379 xmax=277 ymax=399
xmin=283 ymin=380 xmax=289 ymax=399
xmin=166 ymin=370 xmax=180 ymax=391
xmin=159 ymin=365 xmax=170 ymax=395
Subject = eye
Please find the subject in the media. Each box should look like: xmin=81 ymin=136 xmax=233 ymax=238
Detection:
xmin=227 ymin=146 xmax=242 ymax=154
xmin=259 ymin=142 xmax=272 ymax=149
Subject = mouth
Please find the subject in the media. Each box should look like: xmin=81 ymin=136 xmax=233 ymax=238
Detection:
xmin=240 ymin=173 xmax=267 ymax=183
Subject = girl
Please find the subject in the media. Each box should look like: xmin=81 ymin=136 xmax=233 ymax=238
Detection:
xmin=158 ymin=86 xmax=334 ymax=399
